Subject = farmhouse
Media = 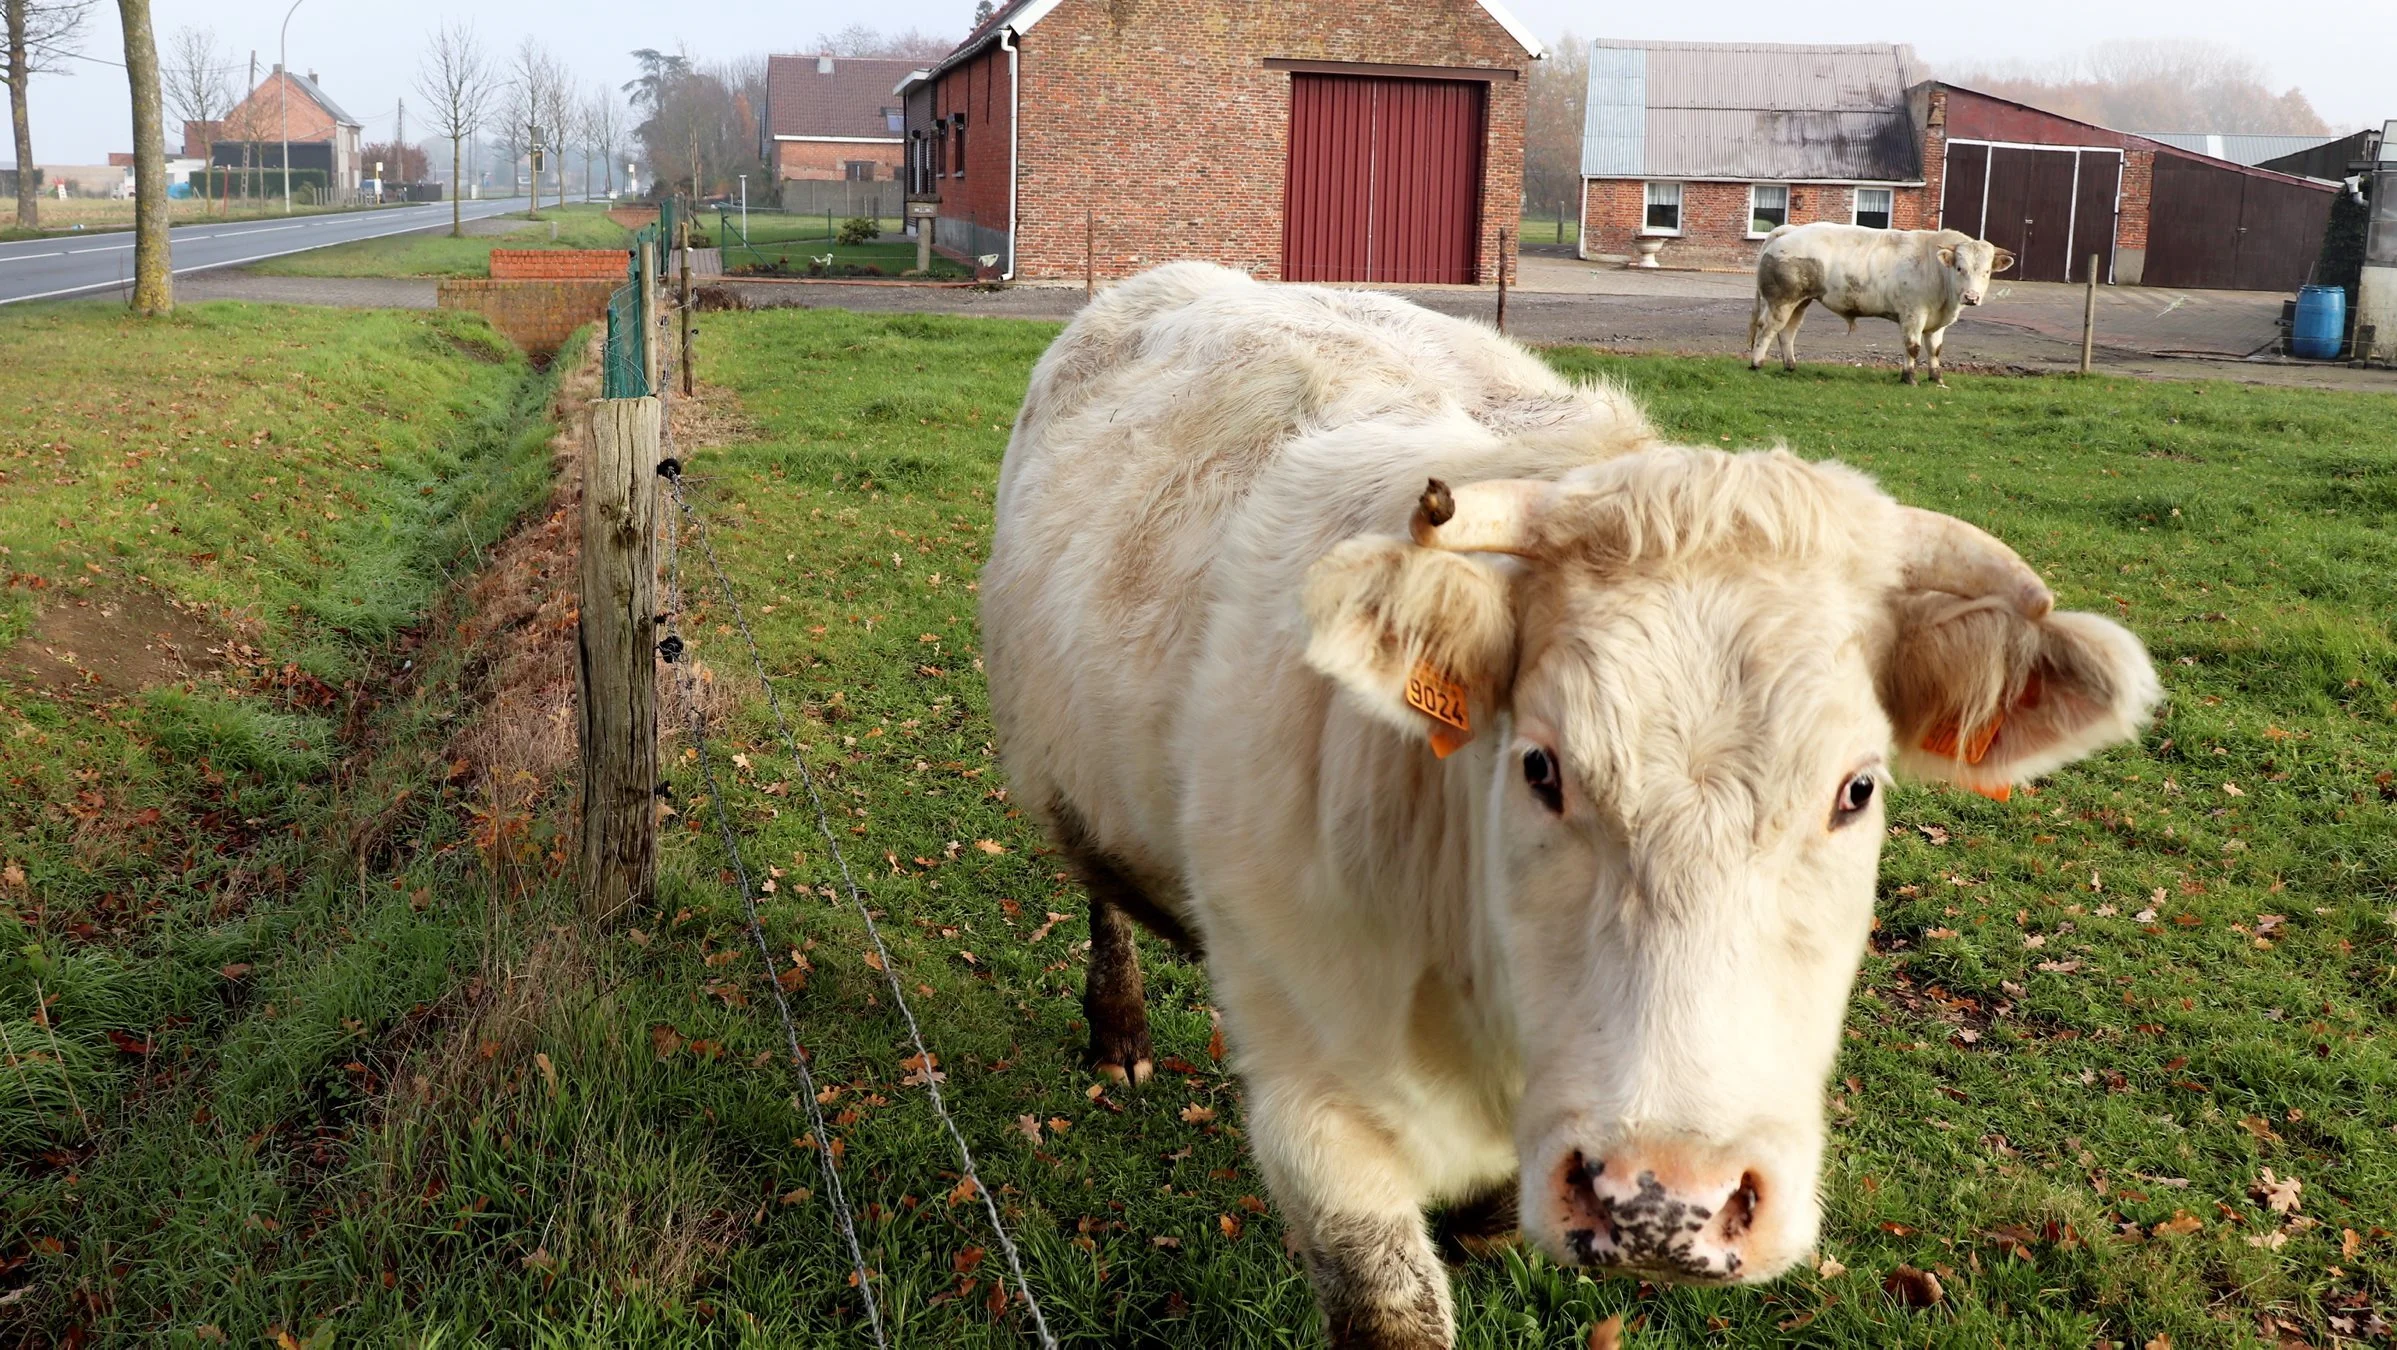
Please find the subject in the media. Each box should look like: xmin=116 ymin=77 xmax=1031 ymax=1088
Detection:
xmin=896 ymin=0 xmax=1542 ymax=283
xmin=1579 ymin=40 xmax=2338 ymax=291
xmin=183 ymin=66 xmax=364 ymax=204
xmin=759 ymin=54 xmax=915 ymax=186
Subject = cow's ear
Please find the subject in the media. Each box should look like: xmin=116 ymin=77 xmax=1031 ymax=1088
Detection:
xmin=1937 ymin=246 xmax=1958 ymax=267
xmin=1992 ymin=249 xmax=2017 ymax=273
xmin=1303 ymin=538 xmax=1517 ymax=757
xmin=1881 ymin=511 xmax=2160 ymax=797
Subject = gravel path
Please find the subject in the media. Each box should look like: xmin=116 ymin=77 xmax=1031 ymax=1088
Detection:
xmin=174 ymin=271 xmax=439 ymax=309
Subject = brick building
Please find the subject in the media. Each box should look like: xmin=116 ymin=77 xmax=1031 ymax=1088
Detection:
xmin=1578 ymin=40 xmax=2334 ymax=291
xmin=760 ymin=54 xmax=915 ymax=183
xmin=185 ymin=66 xmax=362 ymax=202
xmin=896 ymin=0 xmax=1542 ymax=283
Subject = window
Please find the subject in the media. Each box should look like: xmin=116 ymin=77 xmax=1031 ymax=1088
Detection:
xmin=1642 ymin=182 xmax=1681 ymax=234
xmin=951 ymin=114 xmax=967 ymax=179
xmin=845 ymin=160 xmax=876 ymax=182
xmin=1749 ymin=184 xmax=1789 ymax=235
xmin=1855 ymin=187 xmax=1894 ymax=230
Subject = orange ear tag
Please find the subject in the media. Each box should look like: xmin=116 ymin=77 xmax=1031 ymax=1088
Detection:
xmin=1404 ymin=660 xmax=1472 ymax=760
xmin=1922 ymin=711 xmax=2009 ymax=800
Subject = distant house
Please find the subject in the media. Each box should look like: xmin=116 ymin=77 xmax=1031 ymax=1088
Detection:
xmin=1580 ymin=42 xmax=1932 ymax=269
xmin=188 ymin=65 xmax=363 ymax=203
xmin=761 ymin=54 xmax=915 ymax=184
xmin=898 ymin=0 xmax=1541 ymax=283
xmin=1579 ymin=39 xmax=2338 ymax=291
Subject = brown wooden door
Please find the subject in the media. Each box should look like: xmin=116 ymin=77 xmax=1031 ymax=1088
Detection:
xmin=1983 ymin=146 xmax=2079 ymax=282
xmin=2233 ymin=176 xmax=2336 ymax=291
xmin=1940 ymin=142 xmax=1989 ymax=236
xmin=2068 ymin=151 xmax=2121 ymax=283
xmin=2145 ymin=155 xmax=2246 ymax=289
xmin=1284 ymin=74 xmax=1485 ymax=284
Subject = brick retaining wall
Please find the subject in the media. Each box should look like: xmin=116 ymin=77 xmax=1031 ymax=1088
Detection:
xmin=488 ymin=249 xmax=632 ymax=280
xmin=436 ymin=278 xmax=618 ymax=358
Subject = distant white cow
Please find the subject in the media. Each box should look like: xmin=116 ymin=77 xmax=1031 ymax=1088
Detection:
xmin=1749 ymin=223 xmax=2016 ymax=385
xmin=984 ymin=263 xmax=2155 ymax=1349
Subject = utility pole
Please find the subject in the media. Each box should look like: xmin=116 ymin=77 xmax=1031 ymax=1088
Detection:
xmin=278 ymin=0 xmax=304 ymax=213
xmin=395 ymin=94 xmax=404 ymax=193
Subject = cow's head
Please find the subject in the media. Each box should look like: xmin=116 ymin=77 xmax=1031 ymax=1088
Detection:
xmin=1941 ymin=238 xmax=2015 ymax=305
xmin=1302 ymin=449 xmax=2156 ymax=1284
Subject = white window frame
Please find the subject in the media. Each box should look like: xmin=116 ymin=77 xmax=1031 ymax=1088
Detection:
xmin=1641 ymin=181 xmax=1683 ymax=237
xmin=1746 ymin=183 xmax=1790 ymax=238
xmin=1853 ymin=186 xmax=1895 ymax=230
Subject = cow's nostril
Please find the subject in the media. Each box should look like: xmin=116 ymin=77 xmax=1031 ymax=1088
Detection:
xmin=1720 ymin=1173 xmax=1760 ymax=1241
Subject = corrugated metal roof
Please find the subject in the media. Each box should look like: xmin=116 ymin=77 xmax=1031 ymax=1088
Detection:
xmin=1583 ymin=40 xmax=1923 ymax=182
xmin=1582 ymin=45 xmax=1646 ymax=176
xmin=2137 ymin=132 xmax=2341 ymax=168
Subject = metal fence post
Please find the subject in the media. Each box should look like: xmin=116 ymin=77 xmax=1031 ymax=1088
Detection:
xmin=679 ymin=218 xmax=694 ymax=395
xmin=579 ymin=394 xmax=662 ymax=922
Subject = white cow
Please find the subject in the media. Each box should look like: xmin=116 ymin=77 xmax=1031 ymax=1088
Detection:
xmin=983 ymin=263 xmax=2155 ymax=1349
xmin=1749 ymin=223 xmax=2016 ymax=386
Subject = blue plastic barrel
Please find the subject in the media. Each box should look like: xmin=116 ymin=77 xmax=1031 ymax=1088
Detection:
xmin=2291 ymin=285 xmax=2345 ymax=360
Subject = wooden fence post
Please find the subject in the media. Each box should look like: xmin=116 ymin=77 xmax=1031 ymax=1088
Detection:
xmin=578 ymin=395 xmax=662 ymax=922
xmin=2080 ymin=253 xmax=2098 ymax=376
xmin=679 ymin=219 xmax=694 ymax=395
xmin=641 ymin=237 xmax=662 ymax=393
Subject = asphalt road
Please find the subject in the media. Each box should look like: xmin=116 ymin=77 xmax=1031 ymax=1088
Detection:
xmin=0 ymin=197 xmax=522 ymax=306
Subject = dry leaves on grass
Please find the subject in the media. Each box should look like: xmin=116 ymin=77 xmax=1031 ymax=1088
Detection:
xmin=1587 ymin=1314 xmax=1625 ymax=1350
xmin=974 ymin=839 xmax=1006 ymax=855
xmin=1883 ymin=1264 xmax=1943 ymax=1308
xmin=2255 ymin=1168 xmax=2303 ymax=1214
xmin=1179 ymin=1104 xmax=1216 ymax=1124
xmin=1816 ymin=1255 xmax=1848 ymax=1278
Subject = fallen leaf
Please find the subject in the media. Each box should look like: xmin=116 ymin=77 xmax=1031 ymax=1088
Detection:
xmin=2255 ymin=1168 xmax=2302 ymax=1214
xmin=954 ymin=1245 xmax=985 ymax=1273
xmin=650 ymin=1025 xmax=683 ymax=1059
xmin=2133 ymin=907 xmax=2159 ymax=923
xmin=1015 ymin=1114 xmax=1041 ymax=1143
xmin=219 ymin=963 xmax=251 ymax=980
xmin=1817 ymin=1256 xmax=1848 ymax=1278
xmin=974 ymin=839 xmax=1006 ymax=855
xmin=2247 ymin=1231 xmax=2288 ymax=1250
xmin=1218 ymin=1212 xmax=1243 ymax=1240
xmin=2036 ymin=960 xmax=2084 ymax=973
xmin=1179 ymin=1104 xmax=1216 ymax=1125
xmin=1027 ymin=911 xmax=1070 ymax=942
xmin=1151 ymin=1234 xmax=1182 ymax=1249
xmin=948 ymin=1177 xmax=980 ymax=1205
xmin=2023 ymin=933 xmax=2048 ymax=949
xmin=1926 ymin=927 xmax=1960 ymax=940
xmin=2342 ymin=1228 xmax=2362 ymax=1258
xmin=2145 ymin=1336 xmax=2173 ymax=1350
xmin=1 ymin=862 xmax=24 ymax=891
xmin=2222 ymin=783 xmax=2244 ymax=797
xmin=1917 ymin=823 xmax=1949 ymax=845
xmin=1884 ymin=1264 xmax=1943 ymax=1308
xmin=1587 ymin=1314 xmax=1626 ymax=1350
xmin=2152 ymin=1211 xmax=2203 ymax=1238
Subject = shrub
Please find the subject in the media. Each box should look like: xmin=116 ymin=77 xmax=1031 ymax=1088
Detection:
xmin=836 ymin=216 xmax=878 ymax=246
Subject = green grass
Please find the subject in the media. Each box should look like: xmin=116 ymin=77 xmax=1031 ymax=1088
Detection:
xmin=248 ymin=205 xmax=632 ymax=278
xmin=7 ymin=305 xmax=2394 ymax=1346
xmin=1519 ymin=213 xmax=1581 ymax=247
xmin=712 ymin=213 xmax=969 ymax=277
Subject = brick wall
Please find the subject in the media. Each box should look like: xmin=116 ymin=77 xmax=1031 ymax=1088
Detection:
xmin=925 ymin=0 xmax=1529 ymax=283
xmin=607 ymin=207 xmax=660 ymax=230
xmin=2116 ymin=149 xmax=2154 ymax=283
xmin=221 ymin=71 xmax=340 ymax=145
xmin=774 ymin=139 xmax=904 ymax=181
xmin=925 ymin=44 xmax=1016 ymax=269
xmin=488 ymin=249 xmax=632 ymax=281
xmin=1580 ymin=178 xmax=1927 ymax=269
xmin=435 ymin=280 xmax=617 ymax=359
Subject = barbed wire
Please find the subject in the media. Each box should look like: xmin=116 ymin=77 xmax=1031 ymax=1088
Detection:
xmin=654 ymin=287 xmax=888 ymax=1345
xmin=653 ymin=297 xmax=1059 ymax=1344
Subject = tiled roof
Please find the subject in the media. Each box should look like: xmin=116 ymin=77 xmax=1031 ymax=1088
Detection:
xmin=764 ymin=54 xmax=917 ymax=139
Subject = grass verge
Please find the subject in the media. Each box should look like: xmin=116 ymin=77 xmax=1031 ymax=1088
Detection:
xmin=247 ymin=204 xmax=632 ymax=279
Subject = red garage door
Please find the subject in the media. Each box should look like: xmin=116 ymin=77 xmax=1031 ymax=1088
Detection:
xmin=1284 ymin=74 xmax=1485 ymax=285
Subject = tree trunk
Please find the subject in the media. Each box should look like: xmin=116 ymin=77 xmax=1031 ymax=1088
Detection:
xmin=7 ymin=0 xmax=36 ymax=231
xmin=118 ymin=0 xmax=170 ymax=314
xmin=450 ymin=131 xmax=461 ymax=237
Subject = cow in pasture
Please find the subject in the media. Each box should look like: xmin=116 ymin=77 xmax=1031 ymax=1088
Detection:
xmin=983 ymin=262 xmax=2155 ymax=1348
xmin=1749 ymin=223 xmax=2016 ymax=386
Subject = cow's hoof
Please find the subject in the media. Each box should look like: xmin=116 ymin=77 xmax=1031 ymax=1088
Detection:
xmin=1089 ymin=1019 xmax=1155 ymax=1087
xmin=1095 ymin=1056 xmax=1155 ymax=1087
xmin=1932 ymin=377 xmax=1950 ymax=388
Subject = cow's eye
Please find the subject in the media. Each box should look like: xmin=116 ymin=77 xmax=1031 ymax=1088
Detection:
xmin=1523 ymin=746 xmax=1563 ymax=813
xmin=1832 ymin=772 xmax=1877 ymax=826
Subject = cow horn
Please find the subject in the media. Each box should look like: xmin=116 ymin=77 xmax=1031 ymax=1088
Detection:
xmin=1410 ymin=478 xmax=1551 ymax=555
xmin=1897 ymin=507 xmax=2052 ymax=618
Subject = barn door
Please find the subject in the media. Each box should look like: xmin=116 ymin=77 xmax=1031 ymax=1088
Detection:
xmin=2145 ymin=155 xmax=2246 ymax=289
xmin=2068 ymin=151 xmax=2121 ymax=283
xmin=1284 ymin=74 xmax=1485 ymax=285
xmin=2233 ymin=176 xmax=2334 ymax=291
xmin=1983 ymin=147 xmax=2079 ymax=282
xmin=1939 ymin=142 xmax=1990 ymax=236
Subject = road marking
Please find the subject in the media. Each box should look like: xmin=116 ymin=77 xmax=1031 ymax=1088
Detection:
xmin=0 ymin=251 xmax=65 ymax=264
xmin=206 ymin=223 xmax=310 ymax=238
xmin=67 ymin=244 xmax=135 ymax=254
xmin=0 ymin=202 xmax=523 ymax=304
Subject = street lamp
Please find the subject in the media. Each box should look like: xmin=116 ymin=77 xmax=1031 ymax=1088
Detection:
xmin=278 ymin=0 xmax=305 ymax=214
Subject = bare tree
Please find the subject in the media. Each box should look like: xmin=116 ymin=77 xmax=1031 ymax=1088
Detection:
xmin=162 ymin=27 xmax=230 ymax=182
xmin=510 ymin=37 xmax=570 ymax=214
xmin=1524 ymin=31 xmax=1588 ymax=234
xmin=815 ymin=25 xmax=954 ymax=61
xmin=586 ymin=87 xmax=621 ymax=198
xmin=117 ymin=0 xmax=166 ymax=312
xmin=3 ymin=0 xmax=91 ymax=229
xmin=414 ymin=21 xmax=491 ymax=236
xmin=1956 ymin=39 xmax=2330 ymax=136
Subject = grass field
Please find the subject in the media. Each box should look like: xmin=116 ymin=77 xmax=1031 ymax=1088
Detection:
xmin=4 ymin=303 xmax=2393 ymax=1346
xmin=247 ymin=205 xmax=632 ymax=278
xmin=713 ymin=213 xmax=970 ymax=278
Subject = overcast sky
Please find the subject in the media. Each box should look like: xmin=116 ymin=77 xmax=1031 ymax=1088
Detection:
xmin=22 ymin=0 xmax=2391 ymax=167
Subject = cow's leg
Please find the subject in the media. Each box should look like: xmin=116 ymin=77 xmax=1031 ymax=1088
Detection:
xmin=1746 ymin=297 xmax=1780 ymax=370
xmin=1929 ymin=326 xmax=1950 ymax=386
xmin=1900 ymin=319 xmax=1925 ymax=385
xmin=1779 ymin=299 xmax=1812 ymax=371
xmin=1051 ymin=803 xmax=1161 ymax=1086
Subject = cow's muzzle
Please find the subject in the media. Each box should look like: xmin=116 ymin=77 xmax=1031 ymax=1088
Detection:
xmin=1548 ymin=1147 xmax=1764 ymax=1282
xmin=1962 ymin=292 xmax=1984 ymax=305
